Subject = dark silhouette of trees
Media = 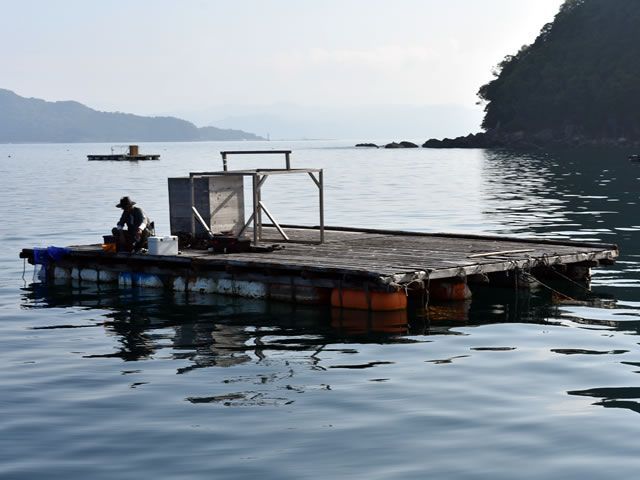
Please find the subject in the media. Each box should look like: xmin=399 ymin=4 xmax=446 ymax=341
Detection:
xmin=477 ymin=0 xmax=640 ymax=142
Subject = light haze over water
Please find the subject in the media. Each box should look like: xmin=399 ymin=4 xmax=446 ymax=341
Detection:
xmin=1 ymin=0 xmax=564 ymax=138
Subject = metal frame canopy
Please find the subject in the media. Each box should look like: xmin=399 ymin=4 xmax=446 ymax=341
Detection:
xmin=189 ymin=150 xmax=324 ymax=245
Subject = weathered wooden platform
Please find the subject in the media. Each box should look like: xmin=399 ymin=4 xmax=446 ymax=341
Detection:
xmin=20 ymin=226 xmax=618 ymax=299
xmin=238 ymin=225 xmax=618 ymax=282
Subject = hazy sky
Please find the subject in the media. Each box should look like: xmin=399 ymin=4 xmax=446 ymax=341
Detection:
xmin=2 ymin=0 xmax=564 ymax=119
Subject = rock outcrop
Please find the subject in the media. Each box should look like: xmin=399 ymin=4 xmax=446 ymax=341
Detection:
xmin=384 ymin=141 xmax=419 ymax=149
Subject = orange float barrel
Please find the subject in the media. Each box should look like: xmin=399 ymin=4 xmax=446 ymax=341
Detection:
xmin=331 ymin=288 xmax=407 ymax=311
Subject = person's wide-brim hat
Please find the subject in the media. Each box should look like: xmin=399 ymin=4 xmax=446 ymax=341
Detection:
xmin=116 ymin=196 xmax=136 ymax=208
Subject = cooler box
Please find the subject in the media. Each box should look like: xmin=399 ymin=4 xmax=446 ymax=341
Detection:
xmin=148 ymin=236 xmax=178 ymax=255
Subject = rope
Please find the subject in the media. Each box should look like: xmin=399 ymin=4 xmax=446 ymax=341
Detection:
xmin=424 ymin=271 xmax=431 ymax=310
xmin=402 ymin=278 xmax=423 ymax=295
xmin=418 ymin=270 xmax=431 ymax=330
xmin=507 ymin=260 xmax=519 ymax=291
xmin=548 ymin=266 xmax=592 ymax=293
xmin=521 ymin=271 xmax=578 ymax=302
xmin=539 ymin=253 xmax=550 ymax=268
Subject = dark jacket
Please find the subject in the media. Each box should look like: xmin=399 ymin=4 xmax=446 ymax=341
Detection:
xmin=117 ymin=206 xmax=153 ymax=233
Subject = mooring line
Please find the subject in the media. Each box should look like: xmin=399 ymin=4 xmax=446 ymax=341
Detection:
xmin=548 ymin=266 xmax=592 ymax=293
xmin=521 ymin=271 xmax=577 ymax=302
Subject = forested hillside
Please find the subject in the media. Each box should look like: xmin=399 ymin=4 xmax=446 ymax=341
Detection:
xmin=478 ymin=0 xmax=640 ymax=143
xmin=0 ymin=89 xmax=263 ymax=143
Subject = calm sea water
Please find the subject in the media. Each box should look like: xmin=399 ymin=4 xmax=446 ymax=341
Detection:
xmin=1 ymin=141 xmax=640 ymax=479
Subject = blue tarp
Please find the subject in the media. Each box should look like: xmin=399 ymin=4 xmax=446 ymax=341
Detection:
xmin=32 ymin=246 xmax=72 ymax=265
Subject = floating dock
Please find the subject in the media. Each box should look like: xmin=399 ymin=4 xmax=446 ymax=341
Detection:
xmin=87 ymin=144 xmax=159 ymax=161
xmin=24 ymin=149 xmax=619 ymax=310
xmin=20 ymin=225 xmax=618 ymax=309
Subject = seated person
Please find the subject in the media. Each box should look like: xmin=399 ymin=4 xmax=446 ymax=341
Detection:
xmin=112 ymin=196 xmax=155 ymax=252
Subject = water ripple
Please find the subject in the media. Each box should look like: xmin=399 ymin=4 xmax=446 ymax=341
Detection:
xmin=3 ymin=143 xmax=640 ymax=479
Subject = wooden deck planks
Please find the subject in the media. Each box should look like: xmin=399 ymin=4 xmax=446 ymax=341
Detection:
xmin=27 ymin=225 xmax=617 ymax=289
xmin=178 ymin=226 xmax=618 ymax=281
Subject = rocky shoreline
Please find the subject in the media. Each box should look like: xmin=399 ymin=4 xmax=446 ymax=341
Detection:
xmin=423 ymin=131 xmax=640 ymax=149
xmin=357 ymin=130 xmax=640 ymax=150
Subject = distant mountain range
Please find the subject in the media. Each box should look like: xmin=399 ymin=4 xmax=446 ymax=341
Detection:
xmin=0 ymin=89 xmax=263 ymax=143
xmin=176 ymin=103 xmax=483 ymax=141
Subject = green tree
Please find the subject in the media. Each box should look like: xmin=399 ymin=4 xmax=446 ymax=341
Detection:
xmin=477 ymin=0 xmax=640 ymax=141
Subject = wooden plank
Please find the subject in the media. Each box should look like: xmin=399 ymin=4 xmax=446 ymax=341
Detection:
xmin=278 ymin=224 xmax=618 ymax=250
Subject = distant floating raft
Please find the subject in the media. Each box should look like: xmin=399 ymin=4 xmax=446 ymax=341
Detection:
xmin=87 ymin=154 xmax=160 ymax=161
xmin=87 ymin=144 xmax=160 ymax=161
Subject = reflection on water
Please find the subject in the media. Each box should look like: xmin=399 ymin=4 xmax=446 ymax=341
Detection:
xmin=482 ymin=148 xmax=640 ymax=313
xmin=481 ymin=150 xmax=571 ymax=236
xmin=21 ymin=278 xmax=634 ymax=370
xmin=6 ymin=143 xmax=640 ymax=479
xmin=568 ymin=387 xmax=640 ymax=415
xmin=481 ymin=149 xmax=628 ymax=241
xmin=18 ymin=277 xmax=640 ymax=420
